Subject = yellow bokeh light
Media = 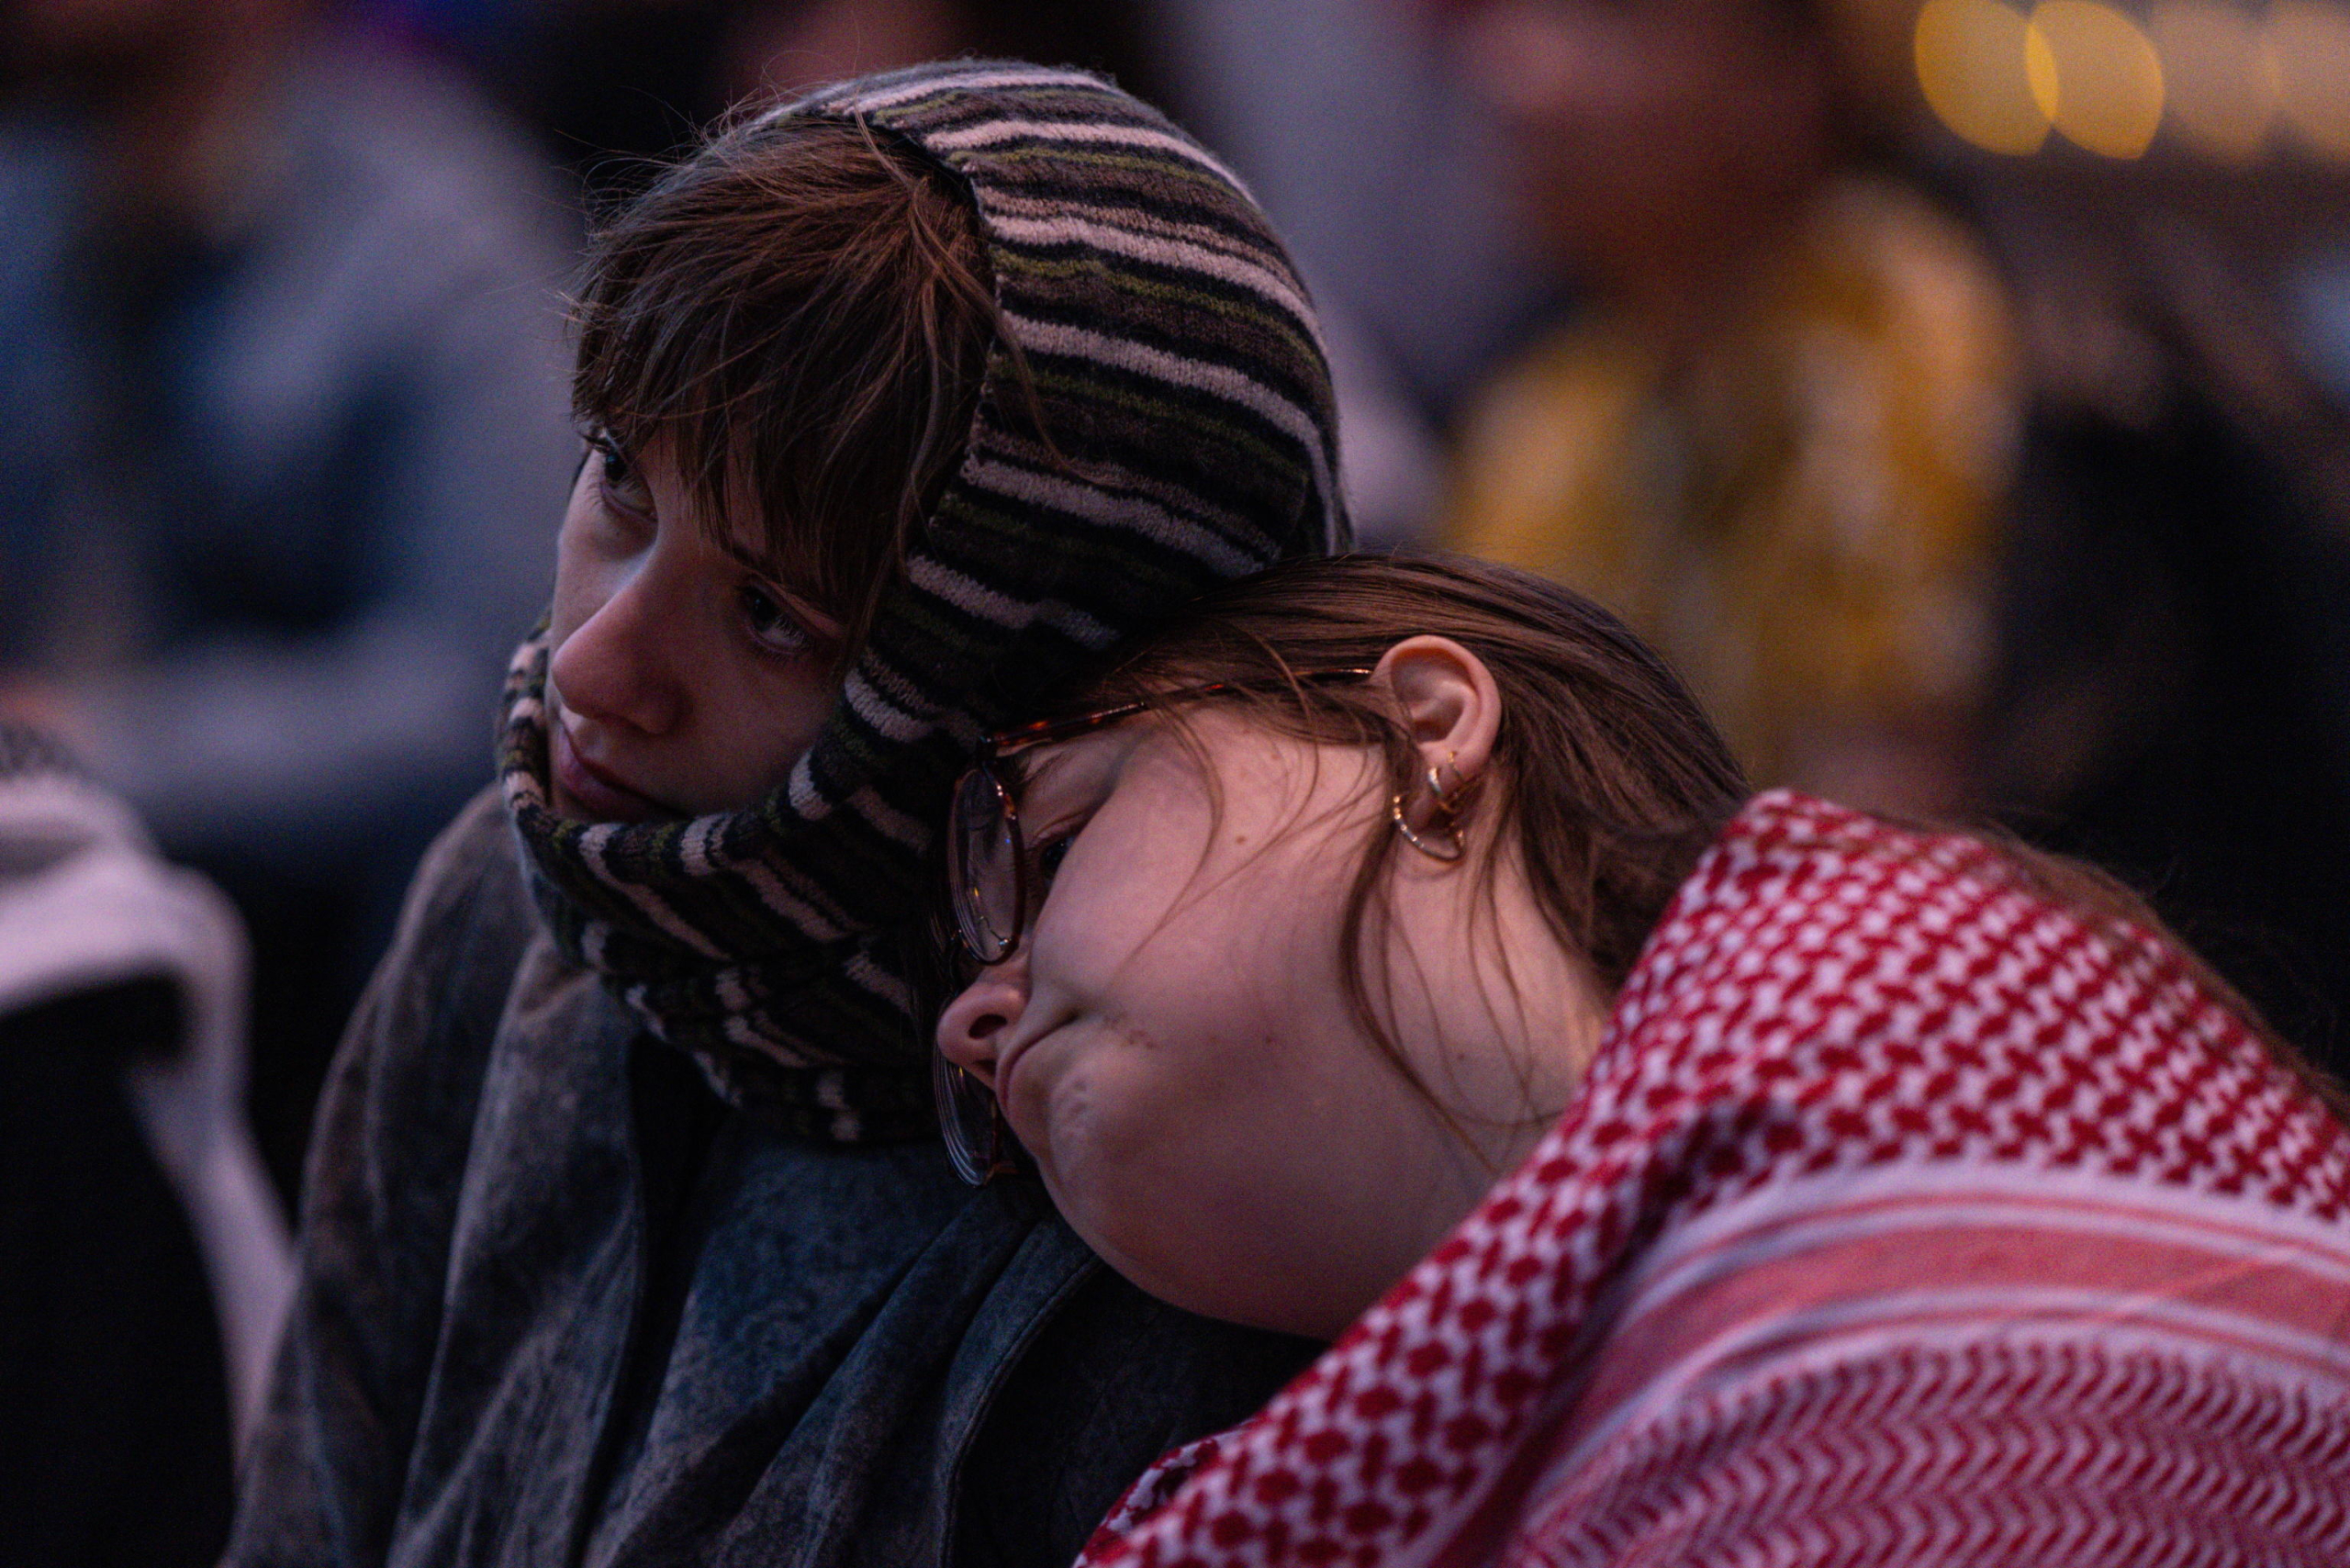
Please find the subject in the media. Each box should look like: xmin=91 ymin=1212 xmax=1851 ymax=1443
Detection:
xmin=1917 ymin=0 xmax=2052 ymax=154
xmin=2150 ymin=2 xmax=2277 ymax=162
xmin=2028 ymin=0 xmax=2167 ymax=158
xmin=2025 ymin=21 xmax=2064 ymax=121
xmin=2270 ymin=0 xmax=2350 ymax=159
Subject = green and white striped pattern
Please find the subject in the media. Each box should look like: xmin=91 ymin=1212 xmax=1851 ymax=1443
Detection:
xmin=500 ymin=62 xmax=1346 ymax=1141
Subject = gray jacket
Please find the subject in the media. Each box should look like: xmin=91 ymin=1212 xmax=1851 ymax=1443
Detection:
xmin=228 ymin=791 xmax=1315 ymax=1568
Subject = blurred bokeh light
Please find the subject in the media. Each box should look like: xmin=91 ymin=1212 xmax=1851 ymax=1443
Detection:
xmin=2152 ymin=0 xmax=2276 ymax=162
xmin=2273 ymin=0 xmax=2350 ymax=153
xmin=1918 ymin=0 xmax=2350 ymax=160
xmin=2028 ymin=0 xmax=2165 ymax=157
xmin=1918 ymin=0 xmax=2055 ymax=152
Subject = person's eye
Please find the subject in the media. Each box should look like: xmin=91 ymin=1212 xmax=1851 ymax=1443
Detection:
xmin=1035 ymin=833 xmax=1076 ymax=890
xmin=1026 ymin=809 xmax=1101 ymax=900
xmin=738 ymin=582 xmax=815 ymax=656
xmin=591 ymin=438 xmax=651 ymax=513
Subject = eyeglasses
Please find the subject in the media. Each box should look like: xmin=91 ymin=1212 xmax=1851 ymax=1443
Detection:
xmin=934 ymin=668 xmax=1372 ymax=1184
xmin=946 ymin=669 xmax=1377 ymax=965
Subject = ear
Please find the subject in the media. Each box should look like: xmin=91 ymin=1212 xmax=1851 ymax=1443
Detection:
xmin=1371 ymin=634 xmax=1503 ymax=806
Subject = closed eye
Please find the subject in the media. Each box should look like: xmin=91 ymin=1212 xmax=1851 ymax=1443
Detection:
xmin=1035 ymin=833 xmax=1076 ymax=890
xmin=1004 ymin=734 xmax=1134 ymax=919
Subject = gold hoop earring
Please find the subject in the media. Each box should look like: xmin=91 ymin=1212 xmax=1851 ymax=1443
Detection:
xmin=1428 ymin=748 xmax=1476 ymax=815
xmin=1426 ymin=765 xmax=1458 ymax=814
xmin=1390 ymin=790 xmax=1466 ymax=861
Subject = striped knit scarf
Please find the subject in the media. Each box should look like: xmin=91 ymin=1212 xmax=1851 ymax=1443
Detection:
xmin=500 ymin=63 xmax=1345 ymax=1142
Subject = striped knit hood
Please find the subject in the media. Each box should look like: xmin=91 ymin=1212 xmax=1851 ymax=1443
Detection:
xmin=499 ymin=62 xmax=1346 ymax=1141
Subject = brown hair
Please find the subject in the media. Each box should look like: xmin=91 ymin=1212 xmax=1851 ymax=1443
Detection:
xmin=1055 ymin=553 xmax=2345 ymax=1131
xmin=570 ymin=111 xmax=999 ymax=660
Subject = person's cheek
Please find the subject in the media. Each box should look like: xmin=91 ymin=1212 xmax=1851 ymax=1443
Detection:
xmin=548 ymin=519 xmax=636 ymax=659
xmin=1026 ymin=1022 xmax=1138 ymax=1182
xmin=997 ymin=1033 xmax=1069 ymax=1167
xmin=1080 ymin=1049 xmax=1326 ymax=1328
xmin=740 ymin=662 xmax=845 ymax=796
xmin=546 ymin=540 xmax=591 ymax=650
xmin=1042 ymin=1036 xmax=1203 ymax=1284
xmin=1018 ymin=1036 xmax=1147 ymax=1262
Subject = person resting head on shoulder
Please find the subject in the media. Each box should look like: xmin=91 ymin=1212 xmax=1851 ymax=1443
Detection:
xmin=935 ymin=551 xmax=2350 ymax=1568
xmin=229 ymin=65 xmax=1347 ymax=1568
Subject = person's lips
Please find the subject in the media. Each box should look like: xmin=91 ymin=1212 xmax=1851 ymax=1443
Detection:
xmin=991 ymin=1014 xmax=1068 ymax=1126
xmin=994 ymin=1034 xmax=1035 ymax=1113
xmin=552 ymin=722 xmax=679 ymax=823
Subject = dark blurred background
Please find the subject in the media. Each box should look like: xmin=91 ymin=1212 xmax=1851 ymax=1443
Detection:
xmin=1 ymin=0 xmax=2345 ymax=1559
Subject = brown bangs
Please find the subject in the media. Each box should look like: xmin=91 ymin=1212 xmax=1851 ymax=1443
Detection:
xmin=569 ymin=111 xmax=998 ymax=661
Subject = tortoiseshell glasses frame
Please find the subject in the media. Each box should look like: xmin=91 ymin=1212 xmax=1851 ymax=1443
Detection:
xmin=933 ymin=667 xmax=1374 ymax=1184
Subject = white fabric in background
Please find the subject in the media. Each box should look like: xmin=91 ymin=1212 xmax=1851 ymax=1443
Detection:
xmin=0 ymin=767 xmax=292 ymax=1450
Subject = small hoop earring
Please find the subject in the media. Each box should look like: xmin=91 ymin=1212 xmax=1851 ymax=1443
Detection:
xmin=1427 ymin=749 xmax=1474 ymax=817
xmin=1425 ymin=764 xmax=1459 ymax=816
xmin=1390 ymin=790 xmax=1465 ymax=861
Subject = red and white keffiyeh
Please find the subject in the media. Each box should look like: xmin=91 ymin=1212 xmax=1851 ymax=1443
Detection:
xmin=1079 ymin=791 xmax=2350 ymax=1568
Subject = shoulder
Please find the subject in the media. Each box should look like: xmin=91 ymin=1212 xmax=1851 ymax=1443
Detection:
xmin=1807 ymin=176 xmax=2010 ymax=332
xmin=1076 ymin=795 xmax=2350 ymax=1568
xmin=1800 ymin=175 xmax=2020 ymax=424
xmin=1456 ymin=321 xmax=1651 ymax=463
xmin=1603 ymin=790 xmax=2350 ymax=1214
xmin=240 ymin=788 xmax=558 ymax=1562
xmin=396 ymin=785 xmax=539 ymax=971
xmin=308 ymin=786 xmax=543 ymax=1182
xmin=1443 ymin=320 xmax=1653 ymax=563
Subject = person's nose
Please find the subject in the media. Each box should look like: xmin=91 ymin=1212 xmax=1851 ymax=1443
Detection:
xmin=935 ymin=956 xmax=1030 ymax=1090
xmin=549 ymin=571 xmax=688 ymax=737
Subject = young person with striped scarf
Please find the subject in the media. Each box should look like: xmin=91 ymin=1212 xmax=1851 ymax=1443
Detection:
xmin=934 ymin=554 xmax=2350 ymax=1568
xmin=229 ymin=65 xmax=1345 ymax=1568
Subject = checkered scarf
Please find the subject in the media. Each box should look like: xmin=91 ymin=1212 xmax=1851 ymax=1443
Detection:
xmin=1080 ymin=792 xmax=2350 ymax=1567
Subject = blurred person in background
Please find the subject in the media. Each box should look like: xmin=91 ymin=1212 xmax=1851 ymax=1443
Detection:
xmin=0 ymin=721 xmax=290 ymax=1568
xmin=1968 ymin=199 xmax=2350 ymax=1082
xmin=380 ymin=0 xmax=1462 ymax=543
xmin=1150 ymin=0 xmax=1530 ymax=543
xmin=1437 ymin=0 xmax=2019 ymax=822
xmin=386 ymin=0 xmax=1172 ymax=191
xmin=1433 ymin=0 xmax=2350 ymax=1080
xmin=0 ymin=0 xmax=578 ymax=1193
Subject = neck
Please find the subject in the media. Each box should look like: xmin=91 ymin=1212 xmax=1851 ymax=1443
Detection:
xmin=1372 ymin=851 xmax=1614 ymax=1271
